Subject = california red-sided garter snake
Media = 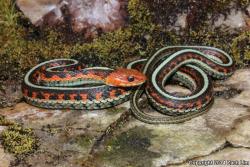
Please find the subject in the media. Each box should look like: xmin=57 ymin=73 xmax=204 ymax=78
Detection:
xmin=22 ymin=46 xmax=234 ymax=124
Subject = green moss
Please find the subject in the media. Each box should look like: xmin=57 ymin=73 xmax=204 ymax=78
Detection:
xmin=1 ymin=26 xmax=73 ymax=73
xmin=1 ymin=0 xmax=249 ymax=80
xmin=231 ymin=31 xmax=250 ymax=64
xmin=0 ymin=0 xmax=19 ymax=34
xmin=126 ymin=0 xmax=179 ymax=57
xmin=237 ymin=0 xmax=250 ymax=6
xmin=0 ymin=115 xmax=37 ymax=155
xmin=128 ymin=0 xmax=156 ymax=33
xmin=181 ymin=28 xmax=238 ymax=49
xmin=1 ymin=124 xmax=38 ymax=155
xmin=73 ymin=28 xmax=138 ymax=67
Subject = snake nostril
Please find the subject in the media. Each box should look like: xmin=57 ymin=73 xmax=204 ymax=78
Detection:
xmin=127 ymin=76 xmax=135 ymax=82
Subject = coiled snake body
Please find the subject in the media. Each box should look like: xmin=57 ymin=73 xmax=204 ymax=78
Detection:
xmin=22 ymin=46 xmax=234 ymax=124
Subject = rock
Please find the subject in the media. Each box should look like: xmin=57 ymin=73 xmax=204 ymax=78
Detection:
xmin=0 ymin=103 xmax=68 ymax=126
xmin=0 ymin=146 xmax=14 ymax=167
xmin=16 ymin=0 xmax=65 ymax=25
xmin=204 ymin=98 xmax=249 ymax=134
xmin=0 ymin=102 xmax=129 ymax=166
xmin=174 ymin=13 xmax=187 ymax=30
xmin=93 ymin=117 xmax=225 ymax=167
xmin=222 ymin=69 xmax=250 ymax=107
xmin=16 ymin=0 xmax=127 ymax=38
xmin=0 ymin=126 xmax=7 ymax=133
xmin=214 ymin=9 xmax=246 ymax=28
xmin=229 ymin=90 xmax=250 ymax=107
xmin=170 ymin=148 xmax=250 ymax=167
xmin=227 ymin=116 xmax=250 ymax=148
xmin=0 ymin=80 xmax=22 ymax=108
xmin=224 ymin=69 xmax=250 ymax=91
xmin=91 ymin=96 xmax=250 ymax=167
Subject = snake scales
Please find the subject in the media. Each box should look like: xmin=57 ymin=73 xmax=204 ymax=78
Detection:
xmin=22 ymin=46 xmax=234 ymax=124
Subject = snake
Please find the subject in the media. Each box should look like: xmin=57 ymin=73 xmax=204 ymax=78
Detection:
xmin=22 ymin=59 xmax=146 ymax=110
xmin=22 ymin=46 xmax=234 ymax=124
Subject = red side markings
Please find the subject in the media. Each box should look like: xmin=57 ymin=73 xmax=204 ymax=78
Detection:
xmin=58 ymin=94 xmax=64 ymax=100
xmin=69 ymin=94 xmax=77 ymax=100
xmin=80 ymin=94 xmax=88 ymax=101
xmin=109 ymin=90 xmax=117 ymax=99
xmin=32 ymin=92 xmax=37 ymax=98
xmin=41 ymin=92 xmax=51 ymax=100
xmin=96 ymin=92 xmax=103 ymax=101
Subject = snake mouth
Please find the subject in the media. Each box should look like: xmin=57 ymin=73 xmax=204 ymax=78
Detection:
xmin=107 ymin=80 xmax=146 ymax=87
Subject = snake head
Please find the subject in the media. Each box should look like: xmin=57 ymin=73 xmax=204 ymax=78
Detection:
xmin=105 ymin=68 xmax=146 ymax=87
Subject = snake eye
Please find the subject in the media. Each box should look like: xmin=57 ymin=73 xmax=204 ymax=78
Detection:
xmin=127 ymin=76 xmax=135 ymax=82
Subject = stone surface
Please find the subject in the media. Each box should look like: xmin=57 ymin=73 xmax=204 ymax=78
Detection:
xmin=0 ymin=80 xmax=22 ymax=108
xmin=174 ymin=13 xmax=187 ymax=30
xmin=214 ymin=9 xmax=246 ymax=28
xmin=91 ymin=96 xmax=250 ymax=167
xmin=0 ymin=102 xmax=128 ymax=167
xmin=224 ymin=69 xmax=250 ymax=91
xmin=170 ymin=148 xmax=250 ymax=167
xmin=227 ymin=116 xmax=250 ymax=148
xmin=0 ymin=103 xmax=69 ymax=126
xmin=229 ymin=90 xmax=250 ymax=107
xmin=0 ymin=126 xmax=7 ymax=133
xmin=16 ymin=0 xmax=64 ymax=25
xmin=0 ymin=146 xmax=14 ymax=167
xmin=204 ymin=98 xmax=249 ymax=134
xmin=16 ymin=0 xmax=127 ymax=38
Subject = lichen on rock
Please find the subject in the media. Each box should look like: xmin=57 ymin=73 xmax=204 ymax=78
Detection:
xmin=1 ymin=123 xmax=39 ymax=155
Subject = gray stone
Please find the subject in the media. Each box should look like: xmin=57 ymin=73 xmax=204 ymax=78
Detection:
xmin=16 ymin=0 xmax=64 ymax=25
xmin=0 ymin=126 xmax=7 ymax=133
xmin=92 ymin=96 xmax=250 ymax=167
xmin=247 ymin=4 xmax=250 ymax=14
xmin=174 ymin=13 xmax=187 ymax=29
xmin=224 ymin=69 xmax=250 ymax=91
xmin=0 ymin=102 xmax=128 ymax=167
xmin=229 ymin=90 xmax=250 ymax=107
xmin=169 ymin=148 xmax=250 ymax=167
xmin=93 ymin=117 xmax=225 ymax=167
xmin=0 ymin=146 xmax=14 ymax=167
xmin=16 ymin=0 xmax=126 ymax=37
xmin=227 ymin=117 xmax=250 ymax=148
xmin=214 ymin=9 xmax=246 ymax=28
xmin=204 ymin=98 xmax=249 ymax=134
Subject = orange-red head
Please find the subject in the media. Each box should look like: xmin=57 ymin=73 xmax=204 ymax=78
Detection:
xmin=105 ymin=68 xmax=146 ymax=87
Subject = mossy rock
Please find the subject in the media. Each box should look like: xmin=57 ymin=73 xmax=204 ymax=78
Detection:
xmin=231 ymin=31 xmax=250 ymax=65
xmin=1 ymin=0 xmax=250 ymax=80
xmin=141 ymin=0 xmax=249 ymax=30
